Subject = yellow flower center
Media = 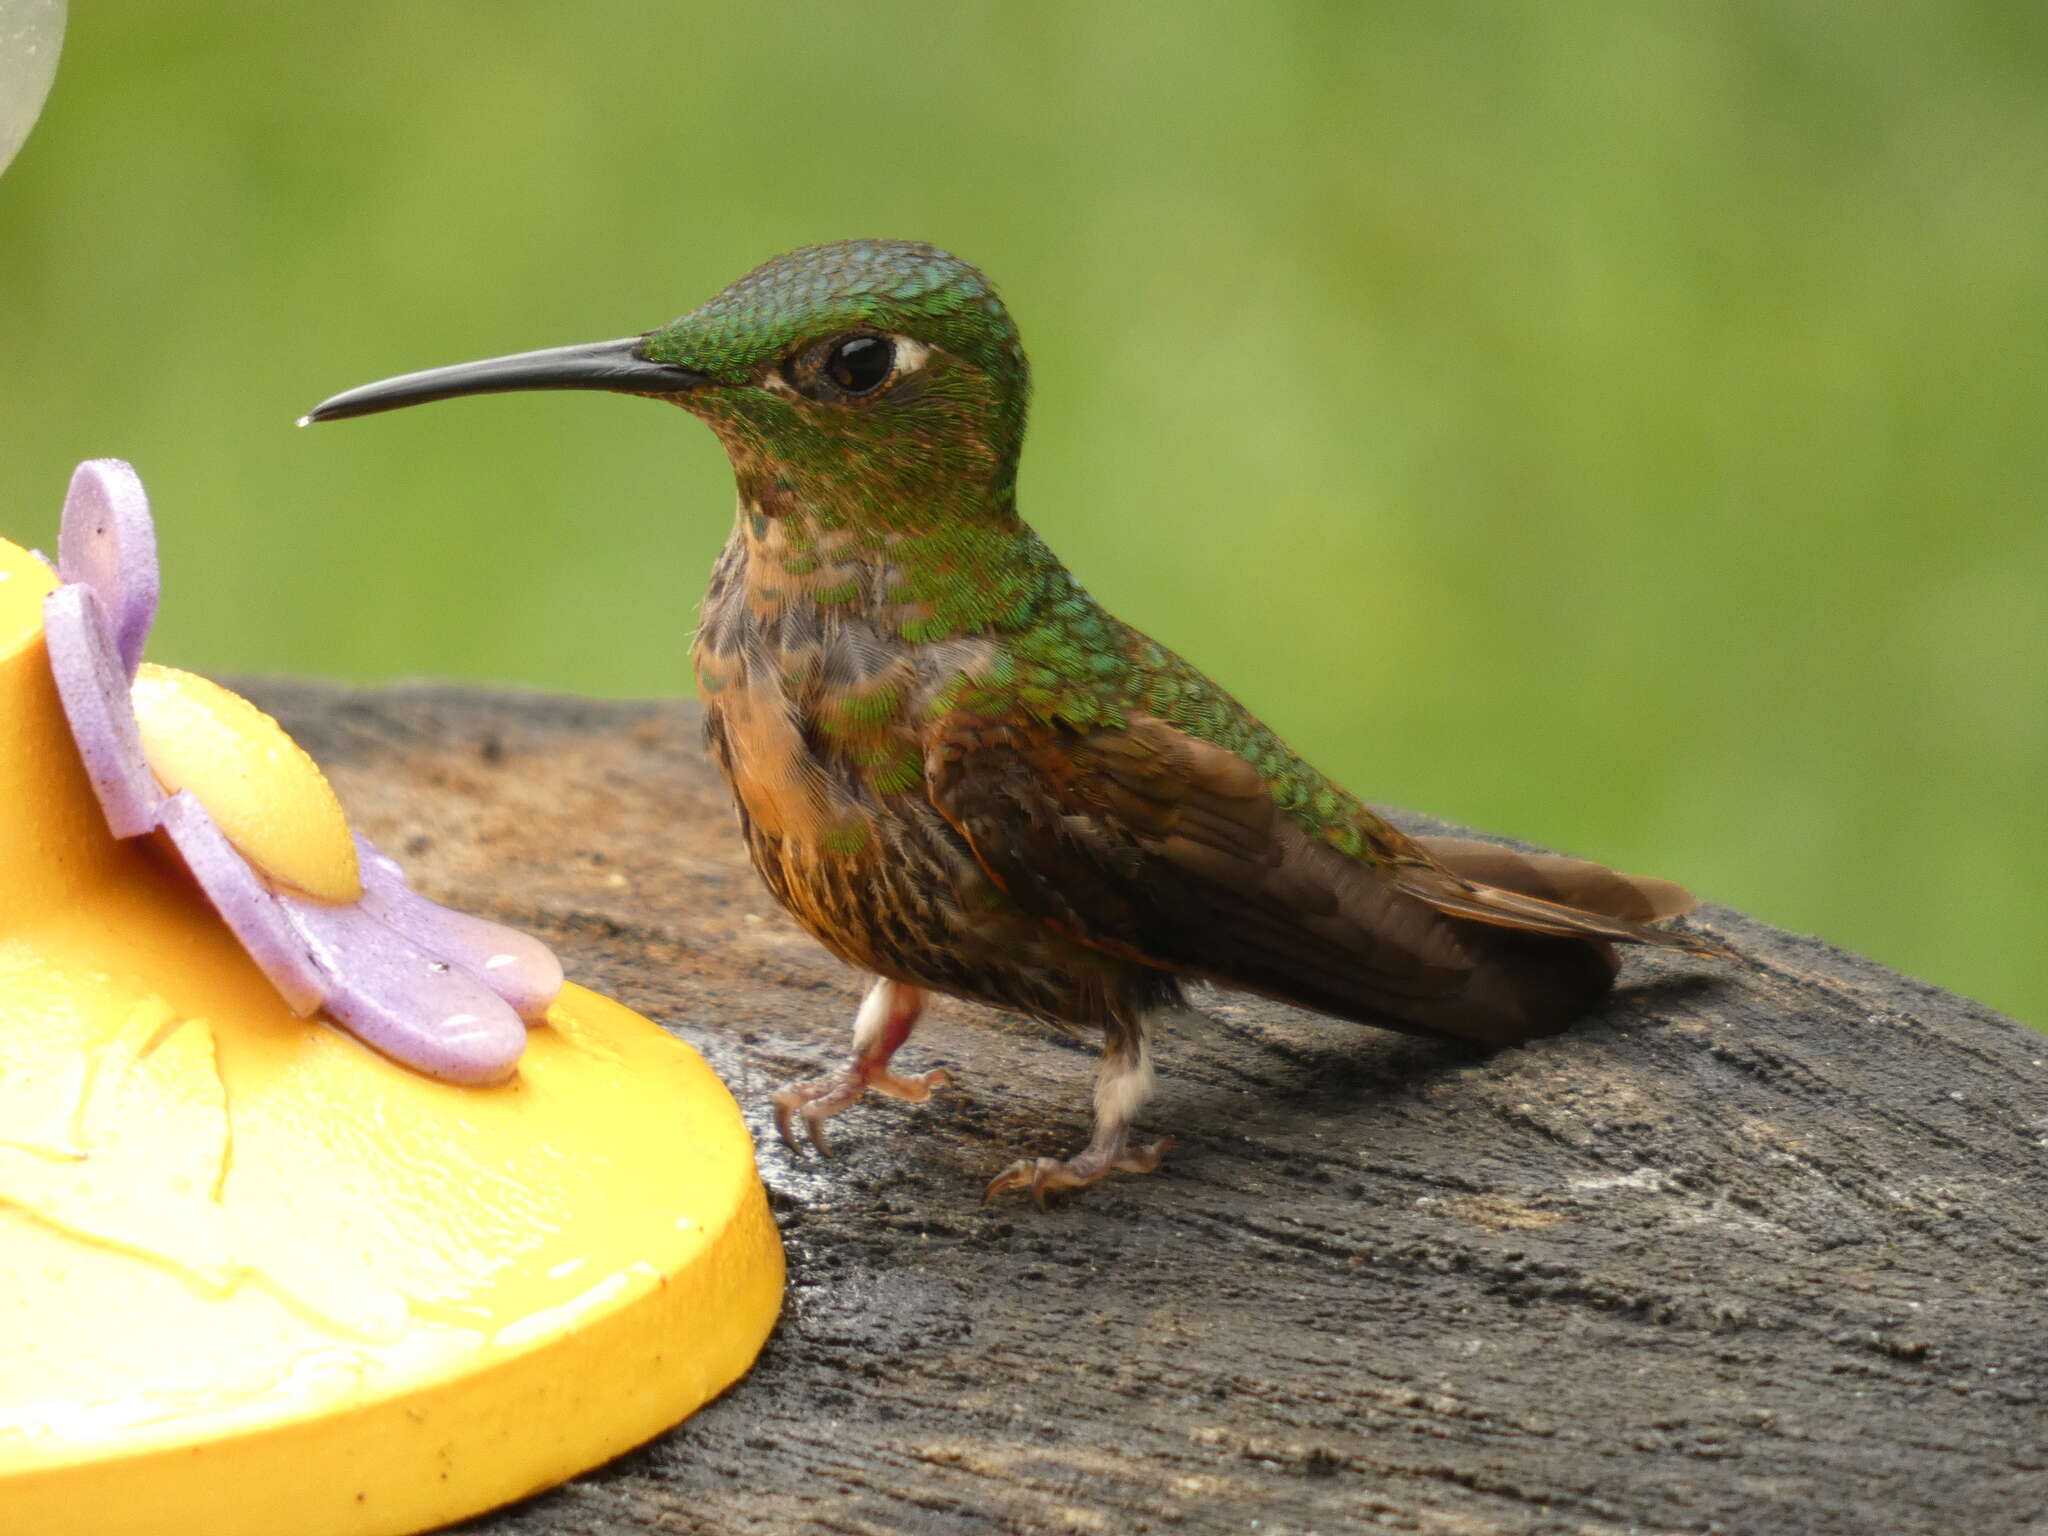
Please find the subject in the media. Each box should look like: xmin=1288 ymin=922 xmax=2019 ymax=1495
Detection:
xmin=129 ymin=664 xmax=363 ymax=903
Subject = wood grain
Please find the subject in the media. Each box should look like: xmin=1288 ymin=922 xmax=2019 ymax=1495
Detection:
xmin=245 ymin=680 xmax=2048 ymax=1536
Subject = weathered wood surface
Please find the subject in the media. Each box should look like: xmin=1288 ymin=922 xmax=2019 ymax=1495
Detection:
xmin=249 ymin=680 xmax=2048 ymax=1536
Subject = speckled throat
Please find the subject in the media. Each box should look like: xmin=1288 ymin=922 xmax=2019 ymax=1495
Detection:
xmin=689 ymin=491 xmax=1180 ymax=1030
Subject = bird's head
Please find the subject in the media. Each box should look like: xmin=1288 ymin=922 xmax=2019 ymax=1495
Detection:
xmin=304 ymin=241 xmax=1030 ymax=527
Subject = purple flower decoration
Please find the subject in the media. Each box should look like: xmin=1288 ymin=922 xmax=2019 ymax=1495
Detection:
xmin=39 ymin=460 xmax=561 ymax=1084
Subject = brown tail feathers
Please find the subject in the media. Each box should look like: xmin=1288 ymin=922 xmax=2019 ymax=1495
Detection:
xmin=1397 ymin=836 xmax=1732 ymax=960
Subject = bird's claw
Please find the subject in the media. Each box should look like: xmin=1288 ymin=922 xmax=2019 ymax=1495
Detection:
xmin=771 ymin=1064 xmax=951 ymax=1156
xmin=869 ymin=1065 xmax=951 ymax=1104
xmin=770 ymin=1087 xmax=819 ymax=1155
xmin=983 ymin=1136 xmax=1175 ymax=1207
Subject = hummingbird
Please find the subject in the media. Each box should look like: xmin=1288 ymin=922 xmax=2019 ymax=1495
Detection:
xmin=304 ymin=241 xmax=1728 ymax=1204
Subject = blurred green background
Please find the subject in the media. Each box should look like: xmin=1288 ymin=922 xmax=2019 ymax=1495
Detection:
xmin=2 ymin=3 xmax=2043 ymax=1021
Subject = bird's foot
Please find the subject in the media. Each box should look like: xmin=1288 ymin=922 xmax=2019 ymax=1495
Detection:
xmin=772 ymin=1063 xmax=951 ymax=1156
xmin=983 ymin=1134 xmax=1175 ymax=1207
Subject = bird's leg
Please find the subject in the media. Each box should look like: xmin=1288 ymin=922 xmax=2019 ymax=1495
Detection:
xmin=985 ymin=1021 xmax=1174 ymax=1206
xmin=772 ymin=977 xmax=949 ymax=1155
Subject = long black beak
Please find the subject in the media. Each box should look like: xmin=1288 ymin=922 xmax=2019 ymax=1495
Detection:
xmin=298 ymin=336 xmax=708 ymax=425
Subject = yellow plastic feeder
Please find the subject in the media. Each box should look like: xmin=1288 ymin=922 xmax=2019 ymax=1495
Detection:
xmin=0 ymin=501 xmax=783 ymax=1535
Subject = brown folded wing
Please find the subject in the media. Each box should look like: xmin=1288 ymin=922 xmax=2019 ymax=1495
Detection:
xmin=924 ymin=713 xmax=1712 ymax=1046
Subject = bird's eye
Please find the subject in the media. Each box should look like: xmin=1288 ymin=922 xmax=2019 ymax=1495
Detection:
xmin=825 ymin=335 xmax=894 ymax=395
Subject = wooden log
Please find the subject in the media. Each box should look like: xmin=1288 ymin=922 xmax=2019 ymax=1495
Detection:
xmin=248 ymin=680 xmax=2048 ymax=1536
